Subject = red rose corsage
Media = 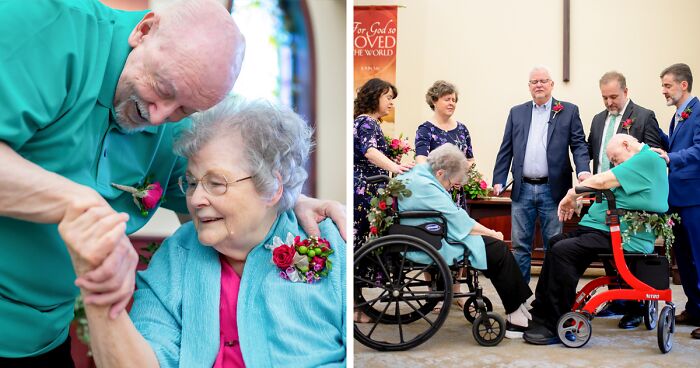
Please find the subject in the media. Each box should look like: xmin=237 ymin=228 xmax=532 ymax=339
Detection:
xmin=266 ymin=233 xmax=333 ymax=283
xmin=112 ymin=177 xmax=163 ymax=217
xmin=622 ymin=117 xmax=635 ymax=133
xmin=552 ymin=101 xmax=564 ymax=117
xmin=679 ymin=107 xmax=692 ymax=122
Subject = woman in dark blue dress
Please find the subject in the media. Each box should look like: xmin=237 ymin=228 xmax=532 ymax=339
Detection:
xmin=415 ymin=80 xmax=475 ymax=210
xmin=353 ymin=78 xmax=413 ymax=246
xmin=414 ymin=80 xmax=476 ymax=312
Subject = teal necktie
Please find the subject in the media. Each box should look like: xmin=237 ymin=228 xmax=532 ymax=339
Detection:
xmin=600 ymin=114 xmax=618 ymax=172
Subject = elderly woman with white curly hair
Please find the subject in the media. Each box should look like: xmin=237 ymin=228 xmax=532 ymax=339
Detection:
xmin=397 ymin=143 xmax=532 ymax=339
xmin=60 ymin=98 xmax=346 ymax=367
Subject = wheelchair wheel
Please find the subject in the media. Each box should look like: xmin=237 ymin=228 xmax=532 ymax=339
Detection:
xmin=557 ymin=312 xmax=592 ymax=348
xmin=354 ymin=235 xmax=453 ymax=351
xmin=644 ymin=300 xmax=659 ymax=330
xmin=462 ymin=295 xmax=493 ymax=323
xmin=472 ymin=312 xmax=505 ymax=347
xmin=657 ymin=305 xmax=674 ymax=353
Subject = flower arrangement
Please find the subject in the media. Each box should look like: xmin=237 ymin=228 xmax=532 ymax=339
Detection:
xmin=112 ymin=176 xmax=163 ymax=217
xmin=621 ymin=211 xmax=681 ymax=261
xmin=622 ymin=118 xmax=635 ymax=133
xmin=457 ymin=163 xmax=490 ymax=200
xmin=679 ymin=107 xmax=692 ymax=122
xmin=367 ymin=178 xmax=412 ymax=240
xmin=552 ymin=101 xmax=564 ymax=117
xmin=267 ymin=233 xmax=333 ymax=283
xmin=384 ymin=134 xmax=413 ymax=161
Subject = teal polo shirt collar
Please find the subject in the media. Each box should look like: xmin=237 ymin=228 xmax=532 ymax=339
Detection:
xmin=97 ymin=9 xmax=158 ymax=135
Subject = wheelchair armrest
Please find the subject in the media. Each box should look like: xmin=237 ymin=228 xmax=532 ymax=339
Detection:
xmin=397 ymin=211 xmax=449 ymax=237
xmin=366 ymin=175 xmax=391 ymax=184
xmin=574 ymin=186 xmax=617 ymax=210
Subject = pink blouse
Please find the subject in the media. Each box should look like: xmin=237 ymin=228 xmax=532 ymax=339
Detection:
xmin=212 ymin=256 xmax=246 ymax=368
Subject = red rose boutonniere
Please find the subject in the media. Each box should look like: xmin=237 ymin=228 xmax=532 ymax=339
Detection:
xmin=266 ymin=233 xmax=333 ymax=283
xmin=112 ymin=177 xmax=163 ymax=217
xmin=622 ymin=118 xmax=635 ymax=133
xmin=679 ymin=107 xmax=692 ymax=122
xmin=552 ymin=101 xmax=564 ymax=118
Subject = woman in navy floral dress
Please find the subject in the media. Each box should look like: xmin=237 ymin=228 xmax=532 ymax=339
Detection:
xmin=415 ymin=80 xmax=475 ymax=211
xmin=415 ymin=80 xmax=476 ymax=312
xmin=353 ymin=78 xmax=413 ymax=246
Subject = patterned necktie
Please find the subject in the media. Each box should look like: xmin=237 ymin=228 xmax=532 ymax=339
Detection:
xmin=600 ymin=114 xmax=618 ymax=172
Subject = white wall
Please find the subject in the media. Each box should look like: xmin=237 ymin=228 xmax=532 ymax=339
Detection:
xmin=354 ymin=0 xmax=700 ymax=185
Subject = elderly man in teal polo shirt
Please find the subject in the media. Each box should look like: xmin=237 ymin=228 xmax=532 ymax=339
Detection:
xmin=0 ymin=0 xmax=345 ymax=364
xmin=523 ymin=134 xmax=669 ymax=345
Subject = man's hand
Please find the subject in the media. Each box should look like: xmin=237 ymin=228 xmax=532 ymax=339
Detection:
xmin=577 ymin=171 xmax=592 ymax=183
xmin=557 ymin=189 xmax=577 ymax=221
xmin=650 ymin=147 xmax=670 ymax=164
xmin=294 ymin=195 xmax=346 ymax=241
xmin=493 ymin=184 xmax=503 ymax=196
xmin=58 ymin=203 xmax=138 ymax=318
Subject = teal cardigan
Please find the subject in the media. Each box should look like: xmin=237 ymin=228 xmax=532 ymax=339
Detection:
xmin=397 ymin=163 xmax=487 ymax=270
xmin=130 ymin=210 xmax=346 ymax=367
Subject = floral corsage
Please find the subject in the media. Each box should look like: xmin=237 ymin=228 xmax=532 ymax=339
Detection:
xmin=622 ymin=118 xmax=635 ymax=133
xmin=552 ymin=101 xmax=564 ymax=117
xmin=266 ymin=233 xmax=334 ymax=283
xmin=111 ymin=177 xmax=163 ymax=217
xmin=679 ymin=107 xmax=692 ymax=122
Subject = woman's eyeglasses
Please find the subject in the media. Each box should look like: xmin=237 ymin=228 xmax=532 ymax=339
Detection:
xmin=178 ymin=173 xmax=252 ymax=196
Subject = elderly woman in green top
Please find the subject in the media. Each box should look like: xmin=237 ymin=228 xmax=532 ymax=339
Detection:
xmin=397 ymin=143 xmax=533 ymax=338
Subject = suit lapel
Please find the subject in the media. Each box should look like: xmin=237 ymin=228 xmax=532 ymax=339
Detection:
xmin=546 ymin=98 xmax=558 ymax=146
xmin=618 ymin=101 xmax=634 ymax=133
xmin=669 ymin=97 xmax=698 ymax=146
xmin=523 ymin=101 xmax=533 ymax=143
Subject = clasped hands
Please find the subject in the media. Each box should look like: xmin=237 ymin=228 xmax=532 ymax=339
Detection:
xmin=58 ymin=201 xmax=138 ymax=319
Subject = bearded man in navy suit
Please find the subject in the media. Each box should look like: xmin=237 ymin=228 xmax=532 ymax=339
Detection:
xmin=651 ymin=63 xmax=700 ymax=340
xmin=493 ymin=66 xmax=590 ymax=282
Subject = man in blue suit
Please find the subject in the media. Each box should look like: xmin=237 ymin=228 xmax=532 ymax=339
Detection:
xmin=651 ymin=63 xmax=700 ymax=339
xmin=493 ymin=66 xmax=590 ymax=282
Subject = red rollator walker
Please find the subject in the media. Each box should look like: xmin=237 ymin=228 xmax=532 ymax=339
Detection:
xmin=556 ymin=187 xmax=675 ymax=353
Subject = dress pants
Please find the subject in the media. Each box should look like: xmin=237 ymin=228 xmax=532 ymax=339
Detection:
xmin=0 ymin=336 xmax=74 ymax=368
xmin=481 ymin=236 xmax=533 ymax=314
xmin=530 ymin=226 xmax=611 ymax=330
xmin=672 ymin=205 xmax=700 ymax=318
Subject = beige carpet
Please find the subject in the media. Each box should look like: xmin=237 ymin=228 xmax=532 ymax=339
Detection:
xmin=354 ymin=276 xmax=699 ymax=368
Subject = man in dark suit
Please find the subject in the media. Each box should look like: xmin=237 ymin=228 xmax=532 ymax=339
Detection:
xmin=588 ymin=71 xmax=664 ymax=329
xmin=493 ymin=66 xmax=590 ymax=282
xmin=651 ymin=63 xmax=700 ymax=340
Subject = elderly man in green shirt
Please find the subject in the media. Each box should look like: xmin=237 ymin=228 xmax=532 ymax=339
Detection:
xmin=523 ymin=134 xmax=669 ymax=345
xmin=0 ymin=0 xmax=345 ymax=364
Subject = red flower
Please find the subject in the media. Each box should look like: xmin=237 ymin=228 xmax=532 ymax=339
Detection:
xmin=479 ymin=180 xmax=488 ymax=189
xmin=312 ymin=256 xmax=326 ymax=269
xmin=272 ymin=244 xmax=296 ymax=269
xmin=391 ymin=139 xmax=400 ymax=149
xmin=622 ymin=118 xmax=633 ymax=128
xmin=681 ymin=112 xmax=690 ymax=120
xmin=552 ymin=102 xmax=564 ymax=112
xmin=378 ymin=200 xmax=387 ymax=210
xmin=370 ymin=226 xmax=378 ymax=235
xmin=680 ymin=107 xmax=692 ymax=122
xmin=142 ymin=182 xmax=163 ymax=210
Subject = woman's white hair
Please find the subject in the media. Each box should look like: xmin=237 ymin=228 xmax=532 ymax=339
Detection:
xmin=175 ymin=97 xmax=313 ymax=212
xmin=426 ymin=143 xmax=468 ymax=181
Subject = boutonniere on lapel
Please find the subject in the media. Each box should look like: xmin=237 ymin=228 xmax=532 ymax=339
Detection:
xmin=266 ymin=233 xmax=334 ymax=283
xmin=552 ymin=101 xmax=564 ymax=118
xmin=621 ymin=118 xmax=635 ymax=134
xmin=111 ymin=177 xmax=164 ymax=217
xmin=679 ymin=107 xmax=693 ymax=122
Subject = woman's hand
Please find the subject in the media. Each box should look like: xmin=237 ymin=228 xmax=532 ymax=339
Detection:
xmin=294 ymin=195 xmax=347 ymax=241
xmin=490 ymin=230 xmax=504 ymax=241
xmin=391 ymin=161 xmax=415 ymax=174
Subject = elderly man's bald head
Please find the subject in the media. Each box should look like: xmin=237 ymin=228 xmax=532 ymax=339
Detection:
xmin=114 ymin=0 xmax=246 ymax=131
xmin=605 ymin=134 xmax=642 ymax=167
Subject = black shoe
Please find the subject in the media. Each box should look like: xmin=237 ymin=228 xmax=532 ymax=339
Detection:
xmin=618 ymin=313 xmax=642 ymax=329
xmin=505 ymin=321 xmax=528 ymax=339
xmin=523 ymin=324 xmax=560 ymax=345
xmin=596 ymin=301 xmax=626 ymax=318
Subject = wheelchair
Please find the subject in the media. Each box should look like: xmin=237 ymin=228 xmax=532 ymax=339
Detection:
xmin=354 ymin=175 xmax=505 ymax=351
xmin=556 ymin=187 xmax=675 ymax=353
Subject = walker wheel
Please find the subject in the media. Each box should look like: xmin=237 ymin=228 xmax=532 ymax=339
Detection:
xmin=472 ymin=312 xmax=505 ymax=346
xmin=463 ymin=295 xmax=493 ymax=323
xmin=657 ymin=305 xmax=674 ymax=353
xmin=644 ymin=300 xmax=659 ymax=330
xmin=557 ymin=312 xmax=592 ymax=348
